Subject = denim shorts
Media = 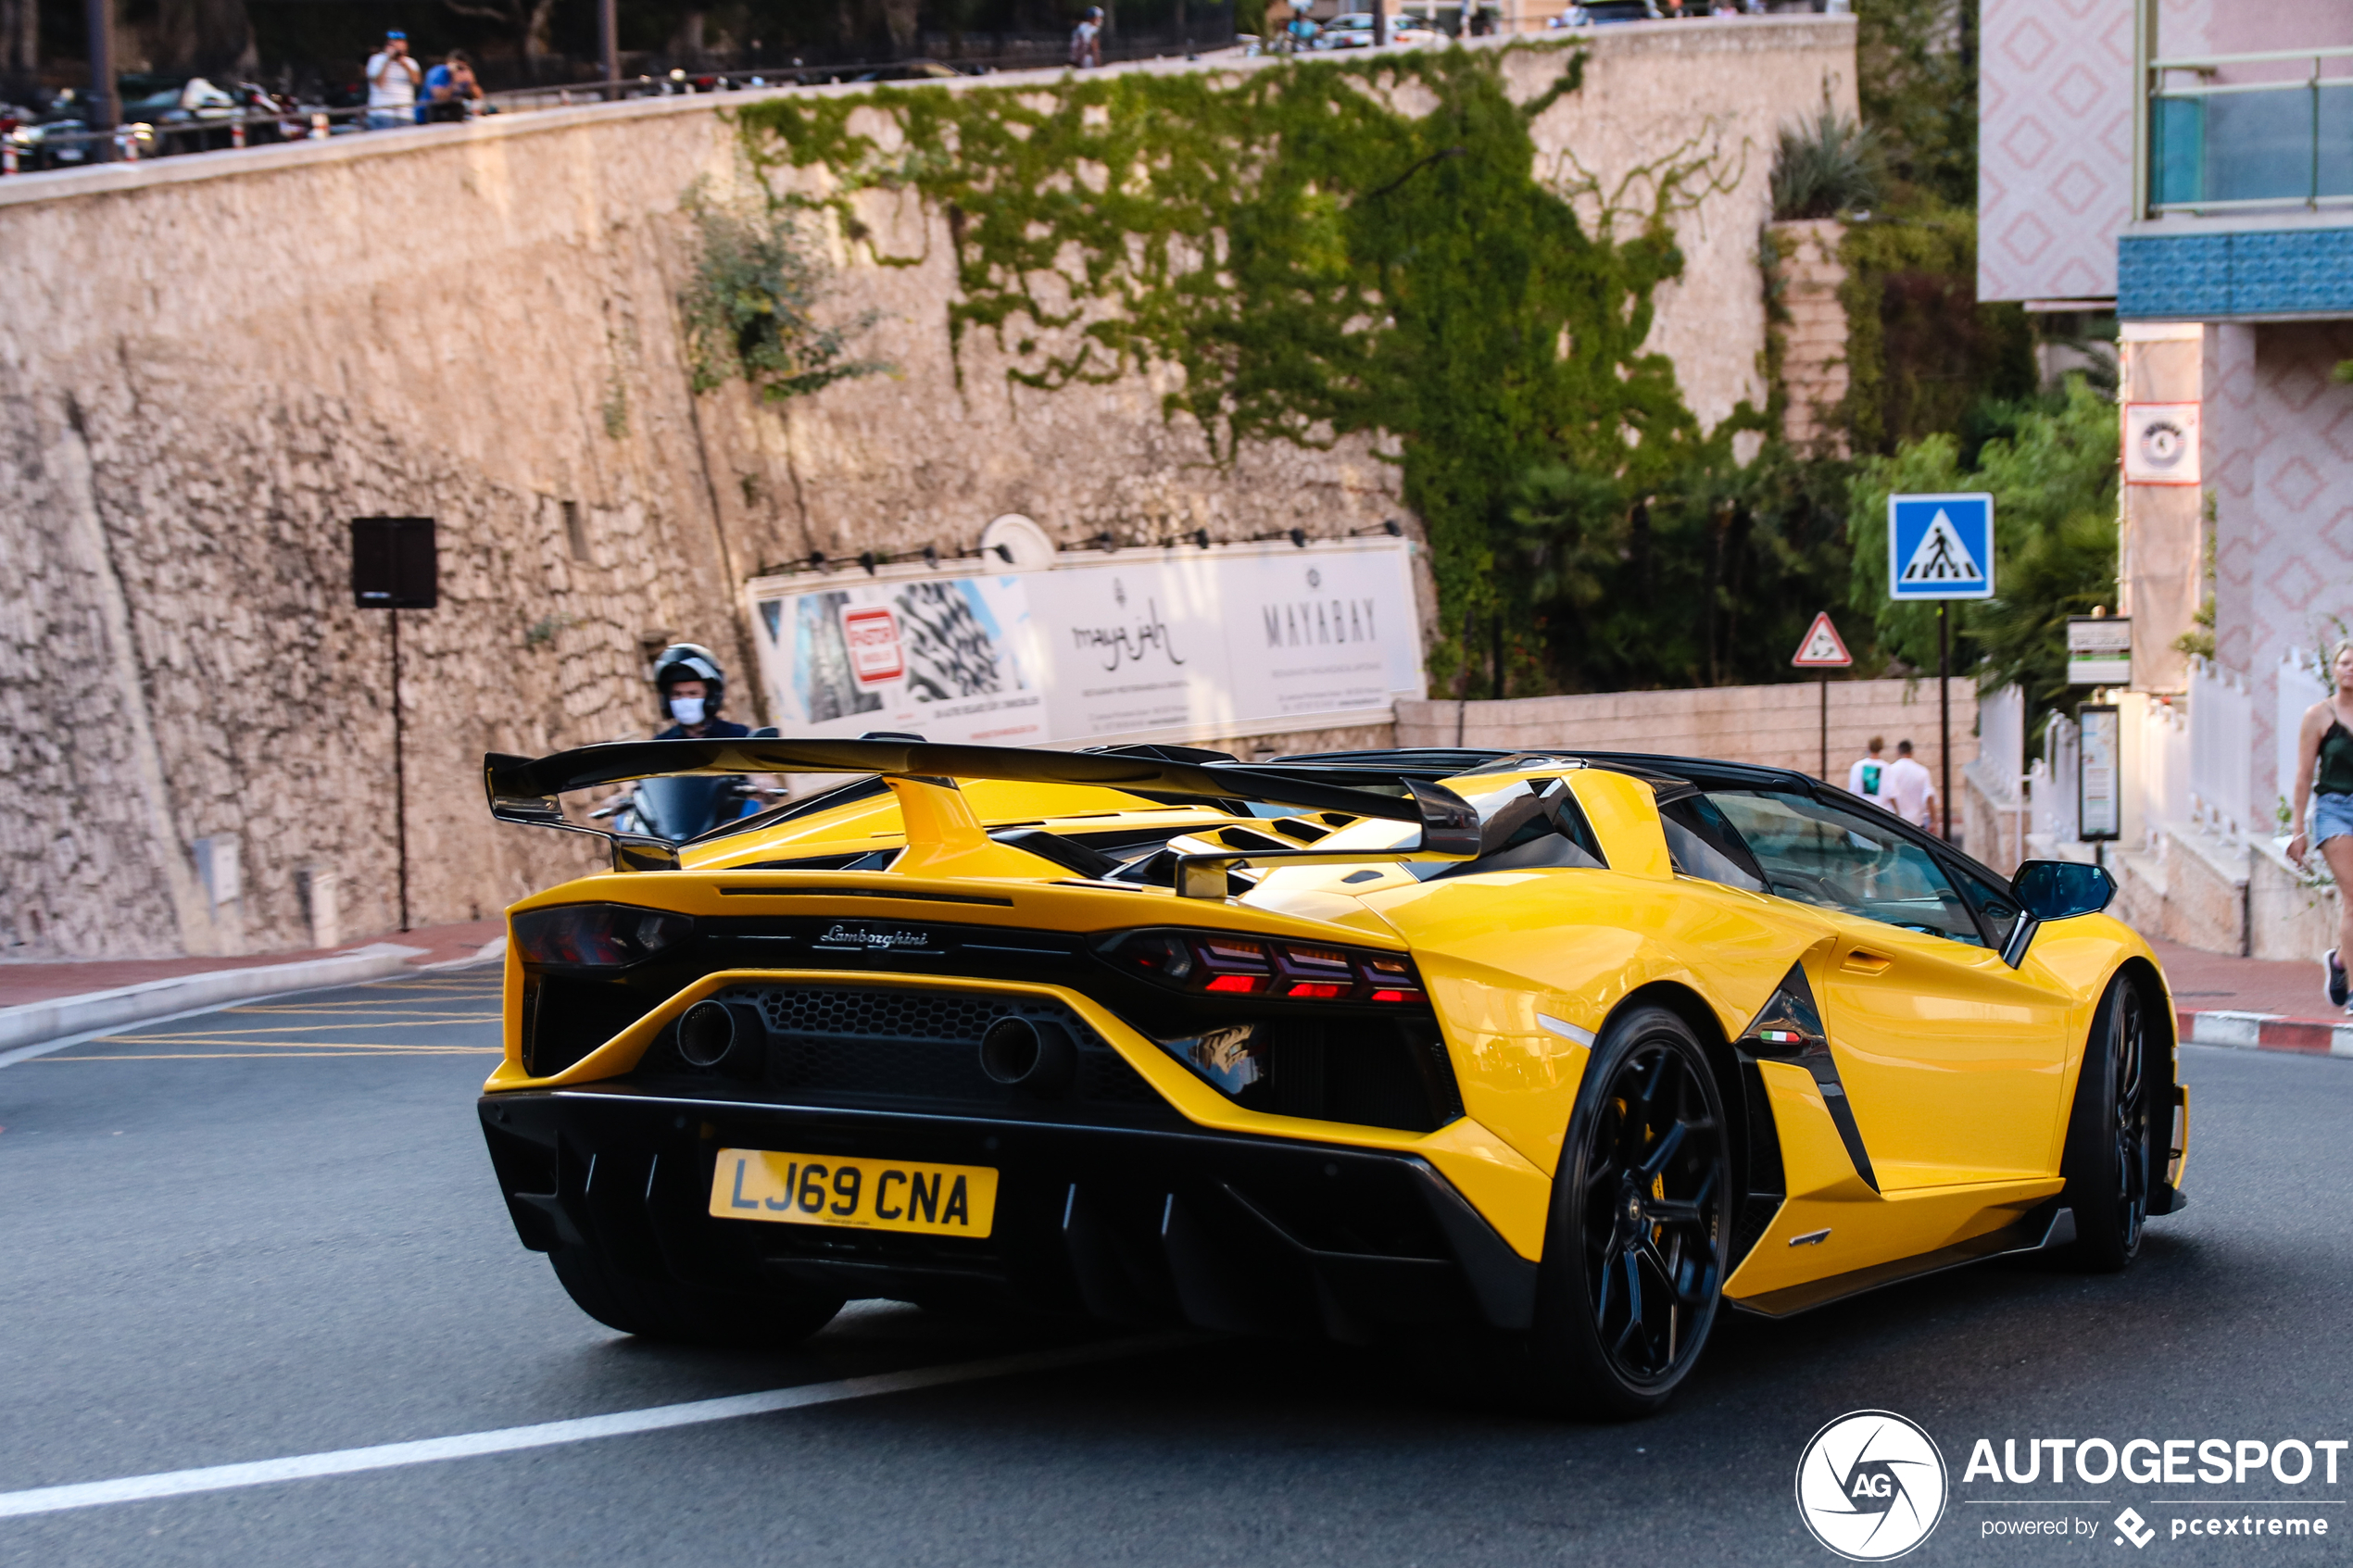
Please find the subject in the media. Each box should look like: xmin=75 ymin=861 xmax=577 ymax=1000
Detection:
xmin=2314 ymin=793 xmax=2353 ymax=847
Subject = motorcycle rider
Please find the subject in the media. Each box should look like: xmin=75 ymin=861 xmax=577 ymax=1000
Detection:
xmin=651 ymin=644 xmax=751 ymax=740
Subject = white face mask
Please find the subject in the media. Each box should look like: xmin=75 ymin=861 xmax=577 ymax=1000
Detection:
xmin=669 ymin=695 xmax=707 ymax=726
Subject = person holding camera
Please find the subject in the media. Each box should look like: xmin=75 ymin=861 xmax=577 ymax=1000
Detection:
xmin=363 ymin=31 xmax=421 ymax=130
xmin=422 ymin=50 xmax=483 ymax=123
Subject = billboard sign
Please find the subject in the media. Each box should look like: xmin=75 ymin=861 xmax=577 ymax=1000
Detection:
xmin=745 ymin=538 xmax=1425 ymax=748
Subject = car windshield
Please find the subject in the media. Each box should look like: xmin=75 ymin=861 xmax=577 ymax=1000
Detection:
xmin=1704 ymin=789 xmax=1984 ymax=945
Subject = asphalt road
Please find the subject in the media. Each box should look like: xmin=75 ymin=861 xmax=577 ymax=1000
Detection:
xmin=1 ymin=970 xmax=2347 ymax=1566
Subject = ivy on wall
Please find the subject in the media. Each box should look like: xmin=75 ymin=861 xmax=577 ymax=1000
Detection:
xmin=730 ymin=46 xmax=1746 ymax=689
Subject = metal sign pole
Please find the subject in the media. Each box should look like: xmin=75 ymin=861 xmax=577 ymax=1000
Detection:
xmin=1886 ymin=493 xmax=1992 ymax=841
xmin=1939 ymin=602 xmax=1952 ymax=840
xmin=352 ymin=517 xmax=435 ymax=936
xmin=391 ymin=608 xmax=409 ymax=933
xmin=1789 ymin=609 xmax=1853 ymax=782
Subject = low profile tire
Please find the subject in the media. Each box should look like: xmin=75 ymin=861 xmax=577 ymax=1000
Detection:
xmin=2062 ymin=974 xmax=2155 ymax=1273
xmin=547 ymin=1245 xmax=846 ymax=1349
xmin=1521 ymin=1004 xmax=1732 ymax=1419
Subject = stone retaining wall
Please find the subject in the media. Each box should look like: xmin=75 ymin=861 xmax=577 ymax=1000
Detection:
xmin=1397 ymin=677 xmax=1978 ymax=789
xmin=0 ymin=19 xmax=1855 ymax=957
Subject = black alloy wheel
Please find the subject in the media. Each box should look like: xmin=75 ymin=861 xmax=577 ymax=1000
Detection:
xmin=1528 ymin=1004 xmax=1730 ymax=1418
xmin=2064 ymin=975 xmax=2154 ymax=1272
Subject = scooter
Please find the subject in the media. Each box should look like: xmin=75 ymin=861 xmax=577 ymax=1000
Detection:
xmin=586 ymin=727 xmax=786 ymax=845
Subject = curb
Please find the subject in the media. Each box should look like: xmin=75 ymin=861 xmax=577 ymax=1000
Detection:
xmin=2178 ymin=1008 xmax=2353 ymax=1058
xmin=0 ymin=943 xmax=438 ymax=1059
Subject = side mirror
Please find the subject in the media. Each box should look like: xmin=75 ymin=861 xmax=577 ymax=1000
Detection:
xmin=2011 ymin=859 xmax=2116 ymax=922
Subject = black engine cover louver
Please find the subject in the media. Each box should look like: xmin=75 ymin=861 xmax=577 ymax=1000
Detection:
xmin=634 ymin=982 xmax=1176 ymax=1123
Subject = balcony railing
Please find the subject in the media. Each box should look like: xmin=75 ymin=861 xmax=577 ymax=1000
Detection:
xmin=2145 ymin=44 xmax=2353 ymax=216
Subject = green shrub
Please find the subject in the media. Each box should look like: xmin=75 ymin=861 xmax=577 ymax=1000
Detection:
xmin=679 ymin=183 xmax=891 ymax=403
xmin=1769 ymin=105 xmax=1880 ymax=221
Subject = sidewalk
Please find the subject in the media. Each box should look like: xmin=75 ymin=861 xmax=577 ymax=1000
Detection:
xmin=2145 ymin=935 xmax=2352 ymax=1057
xmin=6 ymin=919 xmax=2342 ymax=1061
xmin=0 ymin=920 xmax=505 ymax=1058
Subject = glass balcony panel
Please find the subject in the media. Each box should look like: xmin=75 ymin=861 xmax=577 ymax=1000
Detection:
xmin=2151 ymin=97 xmax=2205 ymax=206
xmin=2203 ymin=91 xmax=2315 ymax=204
xmin=2322 ymin=82 xmax=2353 ymax=202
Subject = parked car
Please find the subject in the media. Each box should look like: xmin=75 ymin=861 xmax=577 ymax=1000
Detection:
xmin=5 ymin=88 xmax=101 ymax=169
xmin=1556 ymin=1 xmax=1663 ymax=22
xmin=1318 ymin=12 xmax=1441 ymax=45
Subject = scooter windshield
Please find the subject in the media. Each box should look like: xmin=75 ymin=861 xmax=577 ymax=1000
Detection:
xmin=633 ymin=775 xmax=735 ymax=843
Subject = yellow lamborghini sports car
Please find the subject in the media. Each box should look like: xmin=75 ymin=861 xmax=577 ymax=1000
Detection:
xmin=475 ymin=739 xmax=2187 ymax=1415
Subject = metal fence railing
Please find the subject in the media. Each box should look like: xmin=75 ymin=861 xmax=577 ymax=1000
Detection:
xmin=5 ymin=104 xmax=364 ymax=173
xmin=2145 ymin=44 xmax=2353 ymax=215
xmin=2028 ymin=709 xmax=2081 ymax=849
xmin=2186 ymin=657 xmax=2254 ymax=838
xmin=2 ymin=36 xmax=1294 ymax=175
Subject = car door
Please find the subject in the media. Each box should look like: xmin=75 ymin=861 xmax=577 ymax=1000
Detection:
xmin=1701 ymin=788 xmax=2071 ymax=1189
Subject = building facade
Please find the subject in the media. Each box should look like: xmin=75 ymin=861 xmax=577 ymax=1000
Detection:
xmin=1982 ymin=0 xmax=2353 ymax=954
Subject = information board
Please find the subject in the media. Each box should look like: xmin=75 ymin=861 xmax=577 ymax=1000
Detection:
xmin=2078 ymin=704 xmax=2122 ymax=843
xmin=2067 ymin=616 xmax=2133 ymax=687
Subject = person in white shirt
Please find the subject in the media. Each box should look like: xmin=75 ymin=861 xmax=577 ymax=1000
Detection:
xmin=1886 ymin=738 xmax=1939 ymax=834
xmin=1845 ymin=735 xmax=1890 ymax=809
xmin=364 ymin=31 xmax=421 ymax=130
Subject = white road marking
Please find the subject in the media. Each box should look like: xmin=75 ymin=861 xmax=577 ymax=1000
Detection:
xmin=0 ymin=1336 xmax=1186 ymax=1520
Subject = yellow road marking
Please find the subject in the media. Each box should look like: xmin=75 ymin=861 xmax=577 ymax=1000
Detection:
xmin=225 ymin=1003 xmax=497 ymax=1015
xmin=108 ymin=1019 xmax=498 ymax=1038
xmin=97 ymin=1038 xmax=496 ymax=1051
xmin=35 ymin=1050 xmax=502 ymax=1061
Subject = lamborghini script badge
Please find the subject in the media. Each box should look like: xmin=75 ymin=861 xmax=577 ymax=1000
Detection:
xmin=1795 ymin=1410 xmax=1948 ymax=1561
xmin=817 ymin=924 xmax=934 ymax=951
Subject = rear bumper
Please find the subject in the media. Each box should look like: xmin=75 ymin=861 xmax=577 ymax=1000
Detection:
xmin=479 ymin=1085 xmax=1538 ymax=1340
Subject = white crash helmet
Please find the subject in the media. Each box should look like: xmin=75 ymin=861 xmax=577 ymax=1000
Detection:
xmin=651 ymin=643 xmax=726 ymax=720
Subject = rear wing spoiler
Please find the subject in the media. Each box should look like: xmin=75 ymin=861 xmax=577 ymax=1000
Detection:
xmin=482 ymin=737 xmax=1479 ymax=874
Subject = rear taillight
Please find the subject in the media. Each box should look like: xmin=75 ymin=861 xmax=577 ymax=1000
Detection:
xmin=1092 ymin=928 xmax=1425 ymax=1003
xmin=511 ymin=903 xmax=691 ymax=969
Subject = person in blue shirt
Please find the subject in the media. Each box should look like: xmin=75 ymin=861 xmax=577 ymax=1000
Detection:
xmin=1282 ymin=0 xmax=1320 ymax=51
xmin=420 ymin=50 xmax=484 ymax=123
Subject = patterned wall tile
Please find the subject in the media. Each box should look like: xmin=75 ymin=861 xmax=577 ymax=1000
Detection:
xmin=1981 ymin=0 xmax=2135 ymax=300
xmin=2228 ymin=323 xmax=2353 ymax=808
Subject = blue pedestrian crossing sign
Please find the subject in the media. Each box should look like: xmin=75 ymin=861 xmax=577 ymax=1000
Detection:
xmin=1888 ymin=493 xmax=1994 ymax=600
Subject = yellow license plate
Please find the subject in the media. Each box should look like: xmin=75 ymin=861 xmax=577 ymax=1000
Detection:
xmin=709 ymin=1148 xmax=999 ymax=1238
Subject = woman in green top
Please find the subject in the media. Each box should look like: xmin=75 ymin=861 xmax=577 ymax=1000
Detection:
xmin=2287 ymin=640 xmax=2353 ymax=1009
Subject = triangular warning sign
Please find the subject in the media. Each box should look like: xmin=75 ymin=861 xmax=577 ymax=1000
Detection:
xmin=1899 ymin=508 xmax=1986 ymax=585
xmin=1791 ymin=610 xmax=1853 ymax=668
